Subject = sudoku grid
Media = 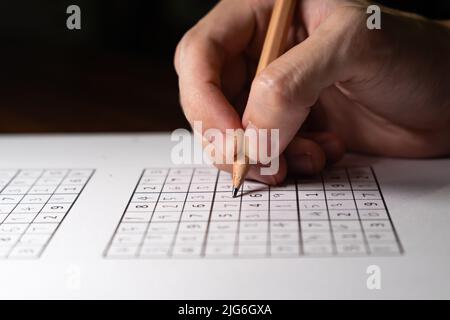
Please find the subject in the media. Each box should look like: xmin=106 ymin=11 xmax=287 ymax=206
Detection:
xmin=0 ymin=169 xmax=94 ymax=259
xmin=105 ymin=167 xmax=403 ymax=258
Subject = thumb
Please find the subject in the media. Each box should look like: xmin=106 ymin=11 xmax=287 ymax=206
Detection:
xmin=242 ymin=7 xmax=360 ymax=166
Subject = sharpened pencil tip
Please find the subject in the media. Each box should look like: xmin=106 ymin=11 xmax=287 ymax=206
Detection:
xmin=232 ymin=187 xmax=239 ymax=198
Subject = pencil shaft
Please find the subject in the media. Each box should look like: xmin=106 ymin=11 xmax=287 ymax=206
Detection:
xmin=257 ymin=0 xmax=297 ymax=74
xmin=232 ymin=0 xmax=297 ymax=193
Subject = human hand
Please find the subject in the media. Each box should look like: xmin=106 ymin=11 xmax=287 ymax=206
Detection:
xmin=175 ymin=0 xmax=450 ymax=184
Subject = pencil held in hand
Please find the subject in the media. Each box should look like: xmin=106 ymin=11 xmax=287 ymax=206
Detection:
xmin=232 ymin=0 xmax=297 ymax=197
xmin=232 ymin=131 xmax=250 ymax=197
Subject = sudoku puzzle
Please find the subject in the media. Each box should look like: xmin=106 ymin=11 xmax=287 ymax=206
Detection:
xmin=0 ymin=169 xmax=94 ymax=259
xmin=105 ymin=167 xmax=403 ymax=258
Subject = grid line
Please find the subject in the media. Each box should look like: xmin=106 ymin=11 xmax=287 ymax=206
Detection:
xmin=0 ymin=169 xmax=94 ymax=259
xmin=105 ymin=166 xmax=403 ymax=259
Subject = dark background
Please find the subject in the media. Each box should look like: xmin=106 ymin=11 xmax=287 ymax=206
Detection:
xmin=0 ymin=0 xmax=449 ymax=133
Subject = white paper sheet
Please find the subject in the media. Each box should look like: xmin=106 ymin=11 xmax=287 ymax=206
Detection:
xmin=0 ymin=134 xmax=449 ymax=299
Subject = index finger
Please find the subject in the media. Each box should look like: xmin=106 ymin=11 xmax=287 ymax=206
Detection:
xmin=174 ymin=0 xmax=258 ymax=135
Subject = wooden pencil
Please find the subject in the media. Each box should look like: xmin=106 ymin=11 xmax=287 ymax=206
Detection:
xmin=232 ymin=0 xmax=297 ymax=197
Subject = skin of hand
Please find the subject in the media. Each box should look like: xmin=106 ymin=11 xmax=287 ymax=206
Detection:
xmin=174 ymin=0 xmax=450 ymax=184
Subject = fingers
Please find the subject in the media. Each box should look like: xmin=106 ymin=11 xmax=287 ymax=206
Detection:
xmin=201 ymin=133 xmax=287 ymax=185
xmin=214 ymin=156 xmax=287 ymax=186
xmin=213 ymin=133 xmax=343 ymax=184
xmin=175 ymin=2 xmax=362 ymax=182
xmin=174 ymin=0 xmax=257 ymax=135
xmin=242 ymin=7 xmax=358 ymax=162
xmin=284 ymin=133 xmax=345 ymax=176
xmin=284 ymin=136 xmax=326 ymax=175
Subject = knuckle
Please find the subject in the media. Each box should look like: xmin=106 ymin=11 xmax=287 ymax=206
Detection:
xmin=174 ymin=29 xmax=196 ymax=72
xmin=338 ymin=5 xmax=366 ymax=23
xmin=182 ymin=27 xmax=199 ymax=43
xmin=174 ymin=43 xmax=182 ymax=73
xmin=253 ymin=69 xmax=293 ymax=110
xmin=334 ymin=6 xmax=368 ymax=39
xmin=177 ymin=27 xmax=205 ymax=60
xmin=178 ymin=27 xmax=200 ymax=53
xmin=331 ymin=6 xmax=374 ymax=61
